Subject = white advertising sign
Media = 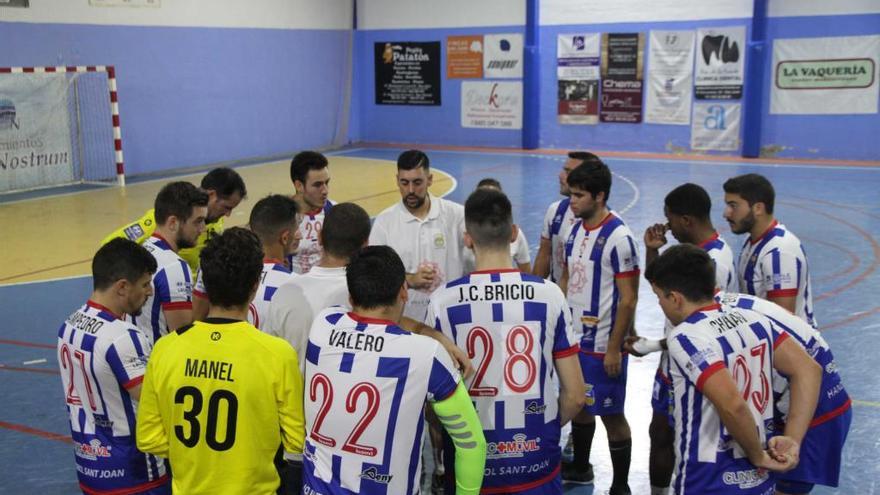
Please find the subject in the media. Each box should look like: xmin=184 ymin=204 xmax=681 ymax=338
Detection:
xmin=461 ymin=81 xmax=522 ymax=129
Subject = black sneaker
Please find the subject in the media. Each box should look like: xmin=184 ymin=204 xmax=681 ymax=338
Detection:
xmin=606 ymin=486 xmax=632 ymax=495
xmin=561 ymin=461 xmax=594 ymax=485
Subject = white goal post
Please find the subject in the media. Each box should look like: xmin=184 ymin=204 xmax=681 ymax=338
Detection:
xmin=0 ymin=65 xmax=126 ymax=193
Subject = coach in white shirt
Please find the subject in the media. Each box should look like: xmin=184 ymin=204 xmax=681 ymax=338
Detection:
xmin=265 ymin=202 xmax=371 ymax=371
xmin=369 ymin=149 xmax=467 ymax=321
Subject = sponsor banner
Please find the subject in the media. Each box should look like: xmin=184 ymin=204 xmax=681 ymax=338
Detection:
xmin=447 ymin=35 xmax=484 ymax=79
xmin=771 ymin=35 xmax=880 ymax=114
xmin=1 ymin=0 xmax=29 ymax=7
xmin=600 ymin=32 xmax=645 ymax=123
xmin=645 ymin=30 xmax=695 ymax=125
xmin=557 ymin=33 xmax=600 ymax=124
xmin=691 ymin=102 xmax=741 ymax=151
xmin=483 ymin=34 xmax=524 ymax=79
xmin=0 ymin=74 xmax=74 ymax=192
xmin=461 ymin=81 xmax=522 ymax=129
xmin=375 ymin=41 xmax=441 ymax=105
xmin=695 ymin=26 xmax=745 ymax=100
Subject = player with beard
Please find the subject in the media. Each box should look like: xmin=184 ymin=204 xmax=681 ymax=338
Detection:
xmin=102 ymin=167 xmax=246 ymax=275
xmin=532 ymin=152 xmax=602 ymax=282
xmin=288 ymin=151 xmax=335 ymax=274
xmin=57 ymin=239 xmax=170 ymax=494
xmin=133 ymin=182 xmax=208 ymax=344
xmin=558 ymin=160 xmax=640 ymax=494
xmin=723 ymin=174 xmax=816 ymax=327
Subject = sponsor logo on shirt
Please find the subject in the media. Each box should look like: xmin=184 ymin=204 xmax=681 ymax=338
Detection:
xmin=360 ymin=467 xmax=393 ymax=484
xmin=523 ymin=401 xmax=547 ymax=415
xmin=584 ymin=383 xmax=595 ymax=406
xmin=75 ymin=439 xmax=112 ymax=460
xmin=486 ymin=433 xmax=541 ymax=459
xmin=722 ymin=468 xmax=768 ymax=489
xmin=123 ymin=225 xmax=144 ymax=240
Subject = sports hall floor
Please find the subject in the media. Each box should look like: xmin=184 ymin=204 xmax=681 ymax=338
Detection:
xmin=1 ymin=145 xmax=878 ymax=494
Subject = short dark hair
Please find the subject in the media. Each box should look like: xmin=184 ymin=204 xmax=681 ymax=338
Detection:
xmin=248 ymin=195 xmax=299 ymax=245
xmin=289 ymin=151 xmax=329 ymax=185
xmin=92 ymin=238 xmax=157 ymax=291
xmin=723 ymin=173 xmax=775 ymax=214
xmin=154 ymin=181 xmax=210 ymax=225
xmin=321 ymin=203 xmax=371 ymax=259
xmin=346 ymin=246 xmax=405 ymax=310
xmin=567 ymin=151 xmax=602 ymax=167
xmin=476 ymin=177 xmax=502 ymax=190
xmin=201 ymin=167 xmax=247 ymax=199
xmin=645 ymin=244 xmax=716 ymax=302
xmin=397 ymin=149 xmax=429 ymax=171
xmin=665 ymin=183 xmax=712 ymax=221
xmin=199 ymin=227 xmax=264 ymax=308
xmin=465 ymin=188 xmax=513 ymax=250
xmin=566 ymin=159 xmax=612 ymax=202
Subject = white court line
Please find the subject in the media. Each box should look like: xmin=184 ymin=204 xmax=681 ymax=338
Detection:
xmin=23 ymin=359 xmax=48 ymax=366
xmin=0 ymin=274 xmax=90 ymax=288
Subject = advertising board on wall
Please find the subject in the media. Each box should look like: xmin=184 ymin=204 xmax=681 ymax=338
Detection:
xmin=645 ymin=30 xmax=695 ymax=125
xmin=447 ymin=35 xmax=484 ymax=79
xmin=557 ymin=33 xmax=600 ymax=124
xmin=375 ymin=41 xmax=441 ymax=105
xmin=483 ymin=34 xmax=524 ymax=79
xmin=691 ymin=102 xmax=741 ymax=151
xmin=695 ymin=26 xmax=745 ymax=100
xmin=600 ymin=32 xmax=645 ymax=123
xmin=461 ymin=81 xmax=522 ymax=129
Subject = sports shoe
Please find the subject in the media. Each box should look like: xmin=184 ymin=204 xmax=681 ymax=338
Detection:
xmin=562 ymin=434 xmax=574 ymax=462
xmin=605 ymin=485 xmax=632 ymax=495
xmin=561 ymin=461 xmax=594 ymax=485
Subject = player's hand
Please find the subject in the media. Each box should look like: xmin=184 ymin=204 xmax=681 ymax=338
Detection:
xmin=751 ymin=447 xmax=798 ymax=473
xmin=604 ymin=348 xmax=623 ymax=377
xmin=623 ymin=336 xmax=645 ymax=357
xmin=408 ymin=264 xmax=436 ymax=290
xmin=437 ymin=335 xmax=473 ymax=379
xmin=767 ymin=435 xmax=800 ymax=466
xmin=643 ymin=223 xmax=668 ymax=251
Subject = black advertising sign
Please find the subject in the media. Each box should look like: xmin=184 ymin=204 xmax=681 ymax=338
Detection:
xmin=375 ymin=41 xmax=441 ymax=106
xmin=600 ymin=32 xmax=645 ymax=123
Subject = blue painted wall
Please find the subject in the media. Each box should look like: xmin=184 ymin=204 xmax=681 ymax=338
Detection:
xmin=351 ymin=13 xmax=880 ymax=161
xmin=352 ymin=26 xmax=525 ymax=148
xmin=761 ymin=14 xmax=880 ymax=161
xmin=0 ymin=22 xmax=350 ymax=176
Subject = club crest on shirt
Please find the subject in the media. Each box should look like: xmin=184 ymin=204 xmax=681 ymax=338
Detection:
xmin=123 ymin=224 xmax=144 ymax=241
xmin=433 ymin=233 xmax=445 ymax=249
xmin=584 ymin=383 xmax=595 ymax=406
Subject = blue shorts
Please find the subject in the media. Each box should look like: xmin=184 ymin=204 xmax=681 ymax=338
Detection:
xmin=651 ymin=365 xmax=673 ymax=421
xmin=777 ymin=405 xmax=852 ymax=489
xmin=578 ymin=352 xmax=628 ymax=416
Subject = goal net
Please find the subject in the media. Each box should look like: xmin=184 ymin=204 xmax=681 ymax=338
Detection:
xmin=0 ymin=66 xmax=125 ymax=194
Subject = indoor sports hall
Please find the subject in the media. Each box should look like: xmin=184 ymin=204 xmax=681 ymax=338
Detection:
xmin=1 ymin=2 xmax=878 ymax=494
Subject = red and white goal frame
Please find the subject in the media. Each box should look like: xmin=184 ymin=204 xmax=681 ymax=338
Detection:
xmin=0 ymin=65 xmax=126 ymax=187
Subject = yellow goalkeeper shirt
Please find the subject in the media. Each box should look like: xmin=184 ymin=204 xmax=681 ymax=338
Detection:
xmin=136 ymin=318 xmax=305 ymax=495
xmin=101 ymin=208 xmax=224 ymax=274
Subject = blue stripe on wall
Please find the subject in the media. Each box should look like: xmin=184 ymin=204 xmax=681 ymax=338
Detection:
xmin=0 ymin=22 xmax=351 ymax=176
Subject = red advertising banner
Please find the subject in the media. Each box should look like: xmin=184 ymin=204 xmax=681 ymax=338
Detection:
xmin=600 ymin=33 xmax=645 ymax=123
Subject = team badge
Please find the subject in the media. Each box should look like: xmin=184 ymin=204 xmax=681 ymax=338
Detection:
xmin=433 ymin=233 xmax=445 ymax=248
xmin=596 ymin=236 xmax=606 ymax=246
xmin=584 ymin=383 xmax=595 ymax=406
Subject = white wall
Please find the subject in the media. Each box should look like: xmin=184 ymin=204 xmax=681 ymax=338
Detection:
xmin=540 ymin=0 xmax=752 ymax=26
xmin=0 ymin=0 xmax=352 ymax=30
xmin=356 ymin=0 xmax=525 ymax=30
xmin=768 ymin=0 xmax=880 ymax=18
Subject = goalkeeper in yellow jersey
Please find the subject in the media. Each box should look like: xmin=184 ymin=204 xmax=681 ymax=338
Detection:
xmin=137 ymin=227 xmax=305 ymax=495
xmin=102 ymin=167 xmax=246 ymax=274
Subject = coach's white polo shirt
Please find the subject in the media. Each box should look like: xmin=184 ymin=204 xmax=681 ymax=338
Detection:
xmin=370 ymin=194 xmax=466 ymax=321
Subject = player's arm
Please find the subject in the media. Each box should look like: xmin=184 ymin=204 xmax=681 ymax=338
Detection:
xmin=107 ymin=332 xmax=150 ymax=401
xmin=701 ymin=368 xmax=796 ymax=472
xmin=555 ymin=354 xmax=586 ymax=425
xmin=772 ymin=333 xmax=822 ymax=444
xmin=160 ymin=262 xmax=195 ymax=332
xmin=164 ymin=307 xmax=193 ymax=332
xmin=278 ymin=344 xmax=306 ymax=455
xmin=605 ymin=273 xmax=638 ymax=377
xmin=760 ymin=253 xmax=800 ymax=314
xmin=558 ymin=264 xmax=569 ymax=294
xmin=399 ymin=316 xmax=473 ymax=379
xmin=532 ymin=237 xmax=552 ymax=277
xmin=431 ymin=383 xmax=487 ymax=495
xmin=135 ymin=347 xmax=170 ymax=458
xmin=192 ymin=294 xmax=209 ymax=321
xmin=101 ymin=209 xmax=155 ymax=246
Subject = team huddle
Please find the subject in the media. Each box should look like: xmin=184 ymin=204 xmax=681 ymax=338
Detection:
xmin=57 ymin=150 xmax=850 ymax=495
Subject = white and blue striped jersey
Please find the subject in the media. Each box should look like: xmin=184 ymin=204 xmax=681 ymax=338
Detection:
xmin=427 ymin=269 xmax=578 ymax=492
xmin=667 ymin=303 xmax=785 ymax=495
xmin=193 ymin=260 xmax=295 ymax=330
xmin=701 ymin=232 xmax=738 ymax=293
xmin=57 ymin=301 xmax=168 ymax=494
xmin=564 ymin=212 xmax=640 ymax=353
xmin=134 ymin=234 xmax=193 ymax=344
xmin=736 ymin=221 xmax=815 ymax=327
xmin=717 ymin=292 xmax=851 ymax=427
xmin=289 ymin=199 xmax=335 ymax=274
xmin=541 ymin=198 xmax=577 ymax=282
xmin=303 ymin=309 xmax=461 ymax=495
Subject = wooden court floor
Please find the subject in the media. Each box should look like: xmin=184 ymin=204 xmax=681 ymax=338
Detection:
xmin=0 ymin=154 xmax=455 ymax=284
